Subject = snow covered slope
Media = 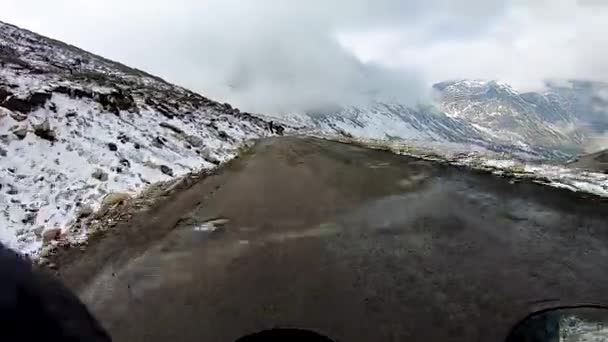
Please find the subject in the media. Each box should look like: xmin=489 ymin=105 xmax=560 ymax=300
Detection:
xmin=0 ymin=21 xmax=284 ymax=254
xmin=298 ymin=80 xmax=607 ymax=197
xmin=306 ymin=102 xmax=569 ymax=161
xmin=303 ymin=79 xmax=607 ymax=161
xmin=436 ymin=80 xmax=593 ymax=153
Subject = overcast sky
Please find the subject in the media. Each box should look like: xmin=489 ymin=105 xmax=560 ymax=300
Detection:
xmin=3 ymin=0 xmax=608 ymax=114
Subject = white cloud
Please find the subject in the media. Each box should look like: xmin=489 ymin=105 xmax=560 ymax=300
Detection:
xmin=2 ymin=0 xmax=607 ymax=114
xmin=341 ymin=0 xmax=608 ymax=91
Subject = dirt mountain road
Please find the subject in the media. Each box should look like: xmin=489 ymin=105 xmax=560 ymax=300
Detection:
xmin=55 ymin=137 xmax=608 ymax=341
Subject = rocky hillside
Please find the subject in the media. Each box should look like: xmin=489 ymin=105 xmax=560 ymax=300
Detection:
xmin=0 ymin=21 xmax=285 ymax=254
xmin=308 ymin=101 xmax=565 ymax=160
xmin=436 ymin=80 xmax=608 ymax=153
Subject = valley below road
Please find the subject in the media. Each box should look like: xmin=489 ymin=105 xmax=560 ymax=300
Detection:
xmin=50 ymin=137 xmax=608 ymax=342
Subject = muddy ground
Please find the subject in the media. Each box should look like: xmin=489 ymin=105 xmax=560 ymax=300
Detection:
xmin=52 ymin=137 xmax=608 ymax=342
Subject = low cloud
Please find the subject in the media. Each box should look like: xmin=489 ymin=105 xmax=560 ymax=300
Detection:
xmin=584 ymin=132 xmax=608 ymax=153
xmin=3 ymin=0 xmax=608 ymax=116
xmin=343 ymin=0 xmax=608 ymax=92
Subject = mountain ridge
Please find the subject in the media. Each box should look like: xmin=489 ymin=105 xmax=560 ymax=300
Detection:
xmin=304 ymin=79 xmax=607 ymax=161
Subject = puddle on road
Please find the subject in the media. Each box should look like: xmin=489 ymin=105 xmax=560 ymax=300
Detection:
xmin=83 ymin=218 xmax=250 ymax=313
xmin=398 ymin=173 xmax=430 ymax=189
xmin=193 ymin=218 xmax=230 ymax=232
xmin=266 ymin=223 xmax=341 ymax=242
xmin=367 ymin=162 xmax=391 ymax=169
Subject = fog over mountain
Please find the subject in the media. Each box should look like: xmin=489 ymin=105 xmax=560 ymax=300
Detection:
xmin=4 ymin=0 xmax=608 ymax=116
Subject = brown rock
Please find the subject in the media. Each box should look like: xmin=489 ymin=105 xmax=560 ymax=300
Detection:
xmin=21 ymin=212 xmax=37 ymax=225
xmin=108 ymin=142 xmax=118 ymax=151
xmin=102 ymin=192 xmax=131 ymax=207
xmin=8 ymin=109 xmax=27 ymax=122
xmin=77 ymin=204 xmax=94 ymax=218
xmin=92 ymin=169 xmax=109 ymax=181
xmin=37 ymin=257 xmax=49 ymax=266
xmin=97 ymin=192 xmax=132 ymax=217
xmin=185 ymin=135 xmax=204 ymax=148
xmin=42 ymin=228 xmax=61 ymax=243
xmin=98 ymin=90 xmax=137 ymax=115
xmin=11 ymin=126 xmax=27 ymax=140
xmin=32 ymin=118 xmax=56 ymax=141
xmin=160 ymin=122 xmax=184 ymax=134
xmin=1 ymin=97 xmax=32 ymax=113
xmin=0 ymin=92 xmax=50 ymax=113
xmin=160 ymin=165 xmax=174 ymax=176
xmin=33 ymin=226 xmax=44 ymax=237
xmin=39 ymin=245 xmax=56 ymax=258
xmin=28 ymin=92 xmax=52 ymax=107
xmin=0 ymin=88 xmax=12 ymax=103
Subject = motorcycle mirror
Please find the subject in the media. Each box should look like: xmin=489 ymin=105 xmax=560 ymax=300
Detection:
xmin=506 ymin=306 xmax=608 ymax=342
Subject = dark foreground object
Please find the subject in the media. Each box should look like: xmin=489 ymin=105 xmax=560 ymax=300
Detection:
xmin=0 ymin=246 xmax=110 ymax=341
xmin=236 ymin=329 xmax=335 ymax=342
xmin=53 ymin=137 xmax=608 ymax=342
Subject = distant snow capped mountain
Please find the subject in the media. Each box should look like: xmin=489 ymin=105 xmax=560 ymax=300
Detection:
xmin=436 ymin=80 xmax=583 ymax=151
xmin=304 ymin=79 xmax=607 ymax=161
xmin=0 ymin=21 xmax=284 ymax=253
xmin=544 ymin=80 xmax=608 ymax=132
xmin=438 ymin=79 xmax=608 ymax=153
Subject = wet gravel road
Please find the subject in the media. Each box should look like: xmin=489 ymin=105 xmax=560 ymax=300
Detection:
xmin=58 ymin=137 xmax=608 ymax=341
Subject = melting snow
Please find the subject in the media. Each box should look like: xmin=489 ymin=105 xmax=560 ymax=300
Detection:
xmin=0 ymin=90 xmax=270 ymax=254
